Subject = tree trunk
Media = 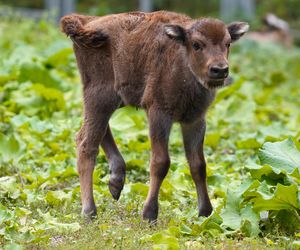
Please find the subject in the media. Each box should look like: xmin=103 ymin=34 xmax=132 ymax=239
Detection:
xmin=45 ymin=0 xmax=75 ymax=21
xmin=220 ymin=0 xmax=255 ymax=22
xmin=139 ymin=0 xmax=153 ymax=12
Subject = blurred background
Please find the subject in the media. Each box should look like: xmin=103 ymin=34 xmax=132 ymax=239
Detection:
xmin=0 ymin=0 xmax=300 ymax=46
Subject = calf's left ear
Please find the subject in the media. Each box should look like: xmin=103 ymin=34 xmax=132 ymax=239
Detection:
xmin=164 ymin=24 xmax=186 ymax=44
xmin=227 ymin=22 xmax=249 ymax=42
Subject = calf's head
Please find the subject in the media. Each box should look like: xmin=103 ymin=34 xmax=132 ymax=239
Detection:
xmin=165 ymin=19 xmax=249 ymax=89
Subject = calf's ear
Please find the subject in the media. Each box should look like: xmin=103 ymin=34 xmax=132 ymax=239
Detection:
xmin=164 ymin=24 xmax=186 ymax=44
xmin=227 ymin=22 xmax=249 ymax=42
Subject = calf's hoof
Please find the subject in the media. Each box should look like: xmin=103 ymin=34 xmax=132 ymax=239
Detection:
xmin=142 ymin=202 xmax=158 ymax=223
xmin=199 ymin=203 xmax=213 ymax=217
xmin=109 ymin=175 xmax=125 ymax=200
xmin=81 ymin=204 xmax=97 ymax=220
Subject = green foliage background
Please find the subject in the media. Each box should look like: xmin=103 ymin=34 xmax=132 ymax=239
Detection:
xmin=1 ymin=0 xmax=300 ymax=25
xmin=0 ymin=15 xmax=300 ymax=249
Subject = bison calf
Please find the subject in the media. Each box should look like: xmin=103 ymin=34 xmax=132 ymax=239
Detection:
xmin=61 ymin=11 xmax=249 ymax=222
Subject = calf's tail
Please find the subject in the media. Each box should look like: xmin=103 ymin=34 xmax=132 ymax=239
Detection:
xmin=60 ymin=14 xmax=108 ymax=48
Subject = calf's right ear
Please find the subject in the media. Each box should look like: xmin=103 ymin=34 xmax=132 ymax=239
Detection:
xmin=227 ymin=22 xmax=249 ymax=42
xmin=164 ymin=25 xmax=186 ymax=44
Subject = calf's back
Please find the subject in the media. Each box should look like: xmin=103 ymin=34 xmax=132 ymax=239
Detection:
xmin=61 ymin=11 xmax=215 ymax=122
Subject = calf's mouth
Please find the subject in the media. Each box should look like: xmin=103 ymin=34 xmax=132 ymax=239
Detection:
xmin=207 ymin=76 xmax=233 ymax=89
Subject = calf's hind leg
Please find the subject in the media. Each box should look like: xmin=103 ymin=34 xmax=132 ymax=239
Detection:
xmin=76 ymin=86 xmax=120 ymax=218
xmin=100 ymin=125 xmax=126 ymax=200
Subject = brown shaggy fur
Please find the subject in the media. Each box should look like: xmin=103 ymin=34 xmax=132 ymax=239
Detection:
xmin=61 ymin=11 xmax=248 ymax=221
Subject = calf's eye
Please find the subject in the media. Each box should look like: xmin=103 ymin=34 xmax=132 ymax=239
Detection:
xmin=226 ymin=43 xmax=231 ymax=49
xmin=192 ymin=42 xmax=203 ymax=51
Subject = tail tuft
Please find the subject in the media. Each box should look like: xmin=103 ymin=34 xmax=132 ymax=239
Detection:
xmin=60 ymin=14 xmax=83 ymax=36
xmin=60 ymin=14 xmax=108 ymax=48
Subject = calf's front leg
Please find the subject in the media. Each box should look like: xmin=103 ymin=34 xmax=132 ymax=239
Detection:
xmin=142 ymin=108 xmax=172 ymax=222
xmin=181 ymin=118 xmax=213 ymax=217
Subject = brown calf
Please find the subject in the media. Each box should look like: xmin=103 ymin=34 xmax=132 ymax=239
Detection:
xmin=61 ymin=11 xmax=249 ymax=222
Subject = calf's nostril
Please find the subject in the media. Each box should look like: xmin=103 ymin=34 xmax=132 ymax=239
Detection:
xmin=209 ymin=66 xmax=229 ymax=78
xmin=211 ymin=67 xmax=221 ymax=74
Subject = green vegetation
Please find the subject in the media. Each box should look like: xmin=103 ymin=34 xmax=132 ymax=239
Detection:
xmin=0 ymin=17 xmax=300 ymax=249
xmin=2 ymin=0 xmax=300 ymax=24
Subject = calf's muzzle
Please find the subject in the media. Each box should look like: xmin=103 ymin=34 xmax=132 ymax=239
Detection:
xmin=208 ymin=65 xmax=229 ymax=79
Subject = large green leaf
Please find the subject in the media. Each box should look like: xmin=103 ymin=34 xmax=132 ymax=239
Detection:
xmin=0 ymin=133 xmax=22 ymax=162
xmin=4 ymin=242 xmax=23 ymax=250
xmin=221 ymin=190 xmax=241 ymax=230
xmin=240 ymin=205 xmax=260 ymax=237
xmin=18 ymin=62 xmax=62 ymax=89
xmin=258 ymin=138 xmax=300 ymax=174
xmin=193 ymin=212 xmax=223 ymax=235
xmin=37 ymin=209 xmax=81 ymax=233
xmin=141 ymin=229 xmax=179 ymax=250
xmin=31 ymin=84 xmax=65 ymax=109
xmin=220 ymin=188 xmax=260 ymax=236
xmin=45 ymin=190 xmax=72 ymax=206
xmin=110 ymin=108 xmax=137 ymax=131
xmin=253 ymin=183 xmax=299 ymax=211
xmin=44 ymin=40 xmax=73 ymax=67
xmin=0 ymin=176 xmax=20 ymax=199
